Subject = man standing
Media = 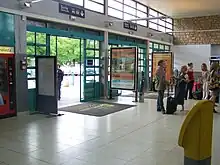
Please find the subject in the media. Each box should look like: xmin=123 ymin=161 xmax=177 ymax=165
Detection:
xmin=155 ymin=60 xmax=167 ymax=114
xmin=57 ymin=64 xmax=64 ymax=101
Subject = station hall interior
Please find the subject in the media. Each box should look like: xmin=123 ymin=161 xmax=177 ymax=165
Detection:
xmin=1 ymin=0 xmax=220 ymax=165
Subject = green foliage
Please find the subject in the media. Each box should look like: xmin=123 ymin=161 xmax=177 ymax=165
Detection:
xmin=26 ymin=32 xmax=100 ymax=64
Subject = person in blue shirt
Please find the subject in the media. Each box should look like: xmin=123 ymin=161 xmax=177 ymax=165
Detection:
xmin=57 ymin=64 xmax=64 ymax=100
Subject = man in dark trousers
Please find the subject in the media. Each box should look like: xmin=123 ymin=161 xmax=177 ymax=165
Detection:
xmin=57 ymin=64 xmax=64 ymax=100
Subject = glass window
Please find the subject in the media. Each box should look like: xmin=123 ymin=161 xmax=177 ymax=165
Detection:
xmin=159 ymin=44 xmax=165 ymax=50
xmin=108 ymin=0 xmax=123 ymax=10
xmin=85 ymin=0 xmax=104 ymax=13
xmin=92 ymin=0 xmax=104 ymax=4
xmin=165 ymin=45 xmax=170 ymax=51
xmin=27 ymin=57 xmax=35 ymax=67
xmin=36 ymin=33 xmax=46 ymax=45
xmin=28 ymin=79 xmax=36 ymax=89
xmin=159 ymin=19 xmax=165 ymax=26
xmin=124 ymin=13 xmax=136 ymax=21
xmin=27 ymin=46 xmax=35 ymax=55
xmin=137 ymin=20 xmax=147 ymax=26
xmin=27 ymin=31 xmax=35 ymax=43
xmin=149 ymin=9 xmax=158 ymax=17
xmin=166 ymin=28 xmax=172 ymax=33
xmin=158 ymin=25 xmax=166 ymax=32
xmin=154 ymin=43 xmax=159 ymax=49
xmin=137 ymin=11 xmax=147 ymax=18
xmin=27 ymin=69 xmax=36 ymax=79
xmin=166 ymin=23 xmax=173 ymax=29
xmin=63 ymin=0 xmax=83 ymax=6
xmin=36 ymin=46 xmax=46 ymax=55
xmin=149 ymin=42 xmax=153 ymax=48
xmin=137 ymin=3 xmax=147 ymax=12
xmin=124 ymin=5 xmax=136 ymax=15
xmin=150 ymin=18 xmax=158 ymax=23
xmin=124 ymin=0 xmax=135 ymax=7
xmin=166 ymin=18 xmax=173 ymax=24
xmin=149 ymin=22 xmax=158 ymax=30
xmin=86 ymin=40 xmax=95 ymax=48
xmin=108 ymin=8 xmax=123 ymax=19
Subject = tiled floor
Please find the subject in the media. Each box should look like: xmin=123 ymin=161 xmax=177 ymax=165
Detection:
xmin=0 ymin=98 xmax=219 ymax=165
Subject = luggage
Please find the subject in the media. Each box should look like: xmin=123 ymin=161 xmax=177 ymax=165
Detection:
xmin=166 ymin=86 xmax=177 ymax=115
xmin=192 ymin=82 xmax=202 ymax=100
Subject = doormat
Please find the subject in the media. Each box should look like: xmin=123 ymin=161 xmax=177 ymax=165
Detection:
xmin=59 ymin=102 xmax=136 ymax=117
xmin=121 ymin=92 xmax=168 ymax=99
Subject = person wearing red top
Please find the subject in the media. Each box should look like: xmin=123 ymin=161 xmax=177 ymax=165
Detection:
xmin=185 ymin=63 xmax=194 ymax=99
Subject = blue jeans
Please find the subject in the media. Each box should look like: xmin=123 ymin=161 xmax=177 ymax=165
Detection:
xmin=157 ymin=90 xmax=165 ymax=111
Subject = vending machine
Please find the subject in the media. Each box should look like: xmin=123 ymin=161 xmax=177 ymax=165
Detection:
xmin=0 ymin=52 xmax=16 ymax=118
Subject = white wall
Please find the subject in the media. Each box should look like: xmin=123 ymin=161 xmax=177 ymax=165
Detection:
xmin=172 ymin=45 xmax=211 ymax=71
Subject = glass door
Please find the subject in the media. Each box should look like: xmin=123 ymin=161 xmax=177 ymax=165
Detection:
xmin=80 ymin=39 xmax=101 ymax=102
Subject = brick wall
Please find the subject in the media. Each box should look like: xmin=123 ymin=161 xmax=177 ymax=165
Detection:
xmin=174 ymin=15 xmax=220 ymax=45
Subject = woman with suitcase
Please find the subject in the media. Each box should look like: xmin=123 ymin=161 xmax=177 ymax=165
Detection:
xmin=175 ymin=65 xmax=188 ymax=111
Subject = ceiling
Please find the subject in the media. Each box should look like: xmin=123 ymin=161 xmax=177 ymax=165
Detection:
xmin=139 ymin=0 xmax=220 ymax=18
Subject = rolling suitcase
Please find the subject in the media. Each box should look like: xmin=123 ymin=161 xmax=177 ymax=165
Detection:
xmin=166 ymin=85 xmax=177 ymax=115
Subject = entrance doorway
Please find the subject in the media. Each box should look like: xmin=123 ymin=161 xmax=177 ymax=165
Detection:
xmin=51 ymin=36 xmax=81 ymax=108
xmin=26 ymin=24 xmax=103 ymax=113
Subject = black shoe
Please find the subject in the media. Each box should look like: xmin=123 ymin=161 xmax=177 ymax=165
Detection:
xmin=162 ymin=110 xmax=166 ymax=114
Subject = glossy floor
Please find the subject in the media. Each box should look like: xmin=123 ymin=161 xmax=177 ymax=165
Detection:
xmin=0 ymin=98 xmax=219 ymax=165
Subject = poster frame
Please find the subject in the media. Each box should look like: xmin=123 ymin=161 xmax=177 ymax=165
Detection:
xmin=110 ymin=47 xmax=137 ymax=91
xmin=151 ymin=51 xmax=173 ymax=81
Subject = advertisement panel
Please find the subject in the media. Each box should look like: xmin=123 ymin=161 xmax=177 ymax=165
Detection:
xmin=110 ymin=47 xmax=136 ymax=90
xmin=152 ymin=52 xmax=173 ymax=81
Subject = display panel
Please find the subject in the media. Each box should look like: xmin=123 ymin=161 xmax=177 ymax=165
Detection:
xmin=37 ymin=58 xmax=55 ymax=96
xmin=152 ymin=52 xmax=173 ymax=81
xmin=110 ymin=47 xmax=136 ymax=90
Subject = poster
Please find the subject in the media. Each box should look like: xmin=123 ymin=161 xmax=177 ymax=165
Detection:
xmin=110 ymin=47 xmax=136 ymax=90
xmin=152 ymin=52 xmax=173 ymax=81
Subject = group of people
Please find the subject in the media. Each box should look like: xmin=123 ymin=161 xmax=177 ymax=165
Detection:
xmin=155 ymin=60 xmax=220 ymax=114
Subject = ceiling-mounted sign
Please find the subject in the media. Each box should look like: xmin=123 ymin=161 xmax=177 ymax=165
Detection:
xmin=0 ymin=46 xmax=14 ymax=54
xmin=59 ymin=3 xmax=85 ymax=18
xmin=123 ymin=22 xmax=137 ymax=31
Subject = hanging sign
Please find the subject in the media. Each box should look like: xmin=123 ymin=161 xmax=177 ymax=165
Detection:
xmin=59 ymin=3 xmax=85 ymax=18
xmin=0 ymin=47 xmax=14 ymax=54
xmin=110 ymin=47 xmax=136 ymax=90
xmin=123 ymin=22 xmax=137 ymax=31
xmin=152 ymin=52 xmax=173 ymax=81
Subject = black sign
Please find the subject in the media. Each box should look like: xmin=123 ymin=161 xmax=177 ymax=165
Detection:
xmin=59 ymin=3 xmax=85 ymax=18
xmin=123 ymin=22 xmax=137 ymax=31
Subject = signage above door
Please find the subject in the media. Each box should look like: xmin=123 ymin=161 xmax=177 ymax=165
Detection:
xmin=59 ymin=3 xmax=85 ymax=18
xmin=123 ymin=22 xmax=137 ymax=31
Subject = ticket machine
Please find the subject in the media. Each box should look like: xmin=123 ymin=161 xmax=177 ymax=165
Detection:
xmin=0 ymin=52 xmax=16 ymax=118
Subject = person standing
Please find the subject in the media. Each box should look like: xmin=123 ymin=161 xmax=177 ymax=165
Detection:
xmin=185 ymin=63 xmax=194 ymax=99
xmin=57 ymin=64 xmax=64 ymax=101
xmin=175 ymin=65 xmax=188 ymax=111
xmin=201 ymin=63 xmax=209 ymax=100
xmin=155 ymin=60 xmax=167 ymax=114
xmin=209 ymin=62 xmax=219 ymax=113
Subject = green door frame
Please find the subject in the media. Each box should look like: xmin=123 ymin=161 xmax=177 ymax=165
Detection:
xmin=26 ymin=25 xmax=104 ymax=112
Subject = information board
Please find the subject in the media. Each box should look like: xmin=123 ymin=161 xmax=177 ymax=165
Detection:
xmin=110 ymin=47 xmax=136 ymax=90
xmin=152 ymin=52 xmax=173 ymax=81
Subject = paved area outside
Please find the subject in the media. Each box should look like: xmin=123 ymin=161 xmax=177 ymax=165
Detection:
xmin=0 ymin=98 xmax=219 ymax=165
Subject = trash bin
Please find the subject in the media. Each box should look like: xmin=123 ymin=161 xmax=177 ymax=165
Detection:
xmin=178 ymin=100 xmax=213 ymax=165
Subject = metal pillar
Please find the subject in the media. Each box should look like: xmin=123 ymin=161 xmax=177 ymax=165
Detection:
xmin=14 ymin=15 xmax=29 ymax=112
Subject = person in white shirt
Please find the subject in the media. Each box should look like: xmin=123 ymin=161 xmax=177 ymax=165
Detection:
xmin=201 ymin=63 xmax=209 ymax=100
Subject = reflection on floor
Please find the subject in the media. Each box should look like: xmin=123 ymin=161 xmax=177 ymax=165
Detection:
xmin=0 ymin=98 xmax=220 ymax=165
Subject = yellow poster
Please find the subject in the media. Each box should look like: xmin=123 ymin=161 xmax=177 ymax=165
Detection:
xmin=0 ymin=46 xmax=14 ymax=54
xmin=152 ymin=52 xmax=172 ymax=81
